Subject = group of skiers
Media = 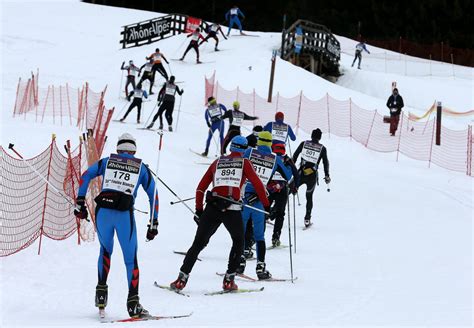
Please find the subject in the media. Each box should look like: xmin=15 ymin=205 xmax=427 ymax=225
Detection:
xmin=73 ymin=5 xmax=336 ymax=320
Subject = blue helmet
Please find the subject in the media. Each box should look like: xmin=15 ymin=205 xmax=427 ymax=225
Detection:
xmin=230 ymin=135 xmax=248 ymax=153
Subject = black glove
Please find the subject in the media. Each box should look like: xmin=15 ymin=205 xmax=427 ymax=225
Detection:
xmin=74 ymin=196 xmax=88 ymax=220
xmin=146 ymin=220 xmax=158 ymax=241
xmin=324 ymin=176 xmax=331 ymax=184
xmin=264 ymin=205 xmax=271 ymax=214
xmin=194 ymin=209 xmax=203 ymax=225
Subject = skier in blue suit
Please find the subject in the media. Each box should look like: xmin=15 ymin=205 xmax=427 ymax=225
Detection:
xmin=225 ymin=5 xmax=245 ymax=36
xmin=263 ymin=111 xmax=297 ymax=146
xmin=74 ymin=133 xmax=159 ymax=318
xmin=237 ymin=131 xmax=291 ymax=280
xmin=202 ymin=96 xmax=227 ymax=156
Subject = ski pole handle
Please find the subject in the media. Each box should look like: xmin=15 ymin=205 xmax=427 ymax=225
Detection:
xmin=170 ymin=196 xmax=195 ymax=205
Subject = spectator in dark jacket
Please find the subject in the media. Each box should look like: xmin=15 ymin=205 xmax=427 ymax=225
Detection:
xmin=386 ymin=88 xmax=404 ymax=136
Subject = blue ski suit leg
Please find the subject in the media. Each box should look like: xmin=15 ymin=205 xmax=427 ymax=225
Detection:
xmin=96 ymin=207 xmax=139 ymax=296
xmin=242 ymin=200 xmax=265 ymax=261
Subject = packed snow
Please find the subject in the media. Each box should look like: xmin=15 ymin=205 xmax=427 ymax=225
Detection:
xmin=0 ymin=1 xmax=472 ymax=327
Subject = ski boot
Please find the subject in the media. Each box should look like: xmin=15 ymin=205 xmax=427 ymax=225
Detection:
xmin=243 ymin=247 xmax=254 ymax=259
xmin=201 ymin=150 xmax=208 ymax=157
xmin=304 ymin=215 xmax=311 ymax=228
xmin=236 ymin=255 xmax=246 ymax=274
xmin=170 ymin=271 xmax=189 ymax=291
xmin=168 ymin=125 xmax=173 ymax=132
xmin=256 ymin=262 xmax=272 ymax=280
xmin=146 ymin=122 xmax=154 ymax=129
xmin=272 ymin=237 xmax=281 ymax=247
xmin=179 ymin=57 xmax=184 ymax=61
xmin=222 ymin=272 xmax=238 ymax=291
xmin=127 ymin=294 xmax=149 ymax=318
xmin=196 ymin=59 xmax=202 ymax=64
xmin=137 ymin=120 xmax=140 ymax=124
xmin=149 ymin=91 xmax=154 ymax=95
xmin=95 ymin=284 xmax=108 ymax=309
xmin=215 ymin=47 xmax=219 ymax=51
xmin=158 ymin=124 xmax=163 ymax=130
xmin=119 ymin=118 xmax=125 ymax=122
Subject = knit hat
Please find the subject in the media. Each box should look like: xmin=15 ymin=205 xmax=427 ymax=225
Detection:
xmin=275 ymin=112 xmax=284 ymax=121
xmin=257 ymin=131 xmax=272 ymax=147
xmin=117 ymin=133 xmax=137 ymax=152
xmin=233 ymin=101 xmax=240 ymax=109
xmin=272 ymin=143 xmax=286 ymax=155
xmin=230 ymin=135 xmax=248 ymax=153
xmin=208 ymin=96 xmax=216 ymax=105
xmin=311 ymin=128 xmax=322 ymax=141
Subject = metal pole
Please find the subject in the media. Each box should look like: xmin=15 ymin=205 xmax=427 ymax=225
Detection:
xmin=293 ymin=194 xmax=296 ymax=253
xmin=170 ymin=196 xmax=195 ymax=205
xmin=268 ymin=50 xmax=276 ymax=103
xmin=287 ymin=190 xmax=295 ymax=282
xmin=436 ymin=101 xmax=442 ymax=146
xmin=174 ymin=94 xmax=183 ymax=132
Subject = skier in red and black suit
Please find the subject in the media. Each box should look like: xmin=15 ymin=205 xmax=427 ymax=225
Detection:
xmin=180 ymin=28 xmax=206 ymax=63
xmin=221 ymin=100 xmax=258 ymax=154
xmin=170 ymin=136 xmax=270 ymax=292
xmin=199 ymin=23 xmax=227 ymax=51
xmin=268 ymin=143 xmax=299 ymax=247
xmin=292 ymin=128 xmax=330 ymax=227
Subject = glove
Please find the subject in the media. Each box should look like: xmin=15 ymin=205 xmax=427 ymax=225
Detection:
xmin=194 ymin=209 xmax=203 ymax=225
xmin=324 ymin=176 xmax=331 ymax=184
xmin=74 ymin=196 xmax=88 ymax=220
xmin=181 ymin=90 xmax=184 ymax=94
xmin=289 ymin=182 xmax=298 ymax=195
xmin=264 ymin=205 xmax=271 ymax=214
xmin=146 ymin=220 xmax=159 ymax=241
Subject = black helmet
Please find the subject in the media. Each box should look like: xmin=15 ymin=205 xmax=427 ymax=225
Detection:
xmin=169 ymin=75 xmax=175 ymax=82
xmin=155 ymin=48 xmax=160 ymax=52
xmin=311 ymin=128 xmax=322 ymax=141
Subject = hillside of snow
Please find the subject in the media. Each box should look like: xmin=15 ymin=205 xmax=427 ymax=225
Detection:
xmin=0 ymin=1 xmax=472 ymax=327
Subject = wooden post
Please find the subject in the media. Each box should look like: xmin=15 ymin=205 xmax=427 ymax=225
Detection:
xmin=435 ymin=101 xmax=442 ymax=146
xmin=268 ymin=50 xmax=277 ymax=103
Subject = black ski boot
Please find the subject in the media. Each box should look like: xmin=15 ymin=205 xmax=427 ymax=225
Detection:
xmin=243 ymin=247 xmax=254 ymax=259
xmin=201 ymin=150 xmax=208 ymax=157
xmin=168 ymin=125 xmax=173 ymax=132
xmin=146 ymin=122 xmax=154 ymax=129
xmin=127 ymin=294 xmax=149 ymax=318
xmin=271 ymin=235 xmax=281 ymax=247
xmin=95 ymin=284 xmax=108 ymax=309
xmin=236 ymin=255 xmax=246 ymax=274
xmin=158 ymin=124 xmax=163 ymax=130
xmin=256 ymin=261 xmax=272 ymax=280
xmin=304 ymin=215 xmax=311 ymax=228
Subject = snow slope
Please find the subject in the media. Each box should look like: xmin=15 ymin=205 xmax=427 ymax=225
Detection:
xmin=0 ymin=1 xmax=472 ymax=327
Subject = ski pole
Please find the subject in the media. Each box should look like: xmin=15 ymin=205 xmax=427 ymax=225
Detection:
xmin=174 ymin=94 xmax=183 ymax=132
xmin=213 ymin=194 xmax=270 ymax=215
xmin=293 ymin=194 xmax=297 ymax=254
xmin=143 ymin=102 xmax=158 ymax=128
xmin=8 ymin=142 xmax=80 ymax=212
xmin=166 ymin=62 xmax=173 ymax=75
xmin=119 ymin=70 xmax=124 ymax=99
xmin=287 ymin=189 xmax=295 ymax=282
xmin=296 ymin=192 xmax=301 ymax=206
xmin=117 ymin=101 xmax=129 ymax=118
xmin=146 ymin=166 xmax=198 ymax=218
xmin=170 ymin=196 xmax=195 ymax=205
xmin=155 ymin=130 xmax=164 ymax=173
xmin=326 ymin=181 xmax=331 ymax=192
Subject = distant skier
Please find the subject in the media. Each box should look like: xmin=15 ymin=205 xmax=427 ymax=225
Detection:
xmin=351 ymin=41 xmax=370 ymax=69
xmin=74 ymin=133 xmax=159 ymax=318
xmin=169 ymin=136 xmax=269 ymax=292
xmin=268 ymin=143 xmax=298 ymax=247
xmin=200 ymin=23 xmax=227 ymax=51
xmin=180 ymin=28 xmax=206 ymax=64
xmin=120 ymin=83 xmax=148 ymax=123
xmin=202 ymin=96 xmax=227 ymax=156
xmin=386 ymin=88 xmax=404 ymax=136
xmin=225 ymin=5 xmax=246 ymax=36
xmin=121 ymin=60 xmax=140 ymax=98
xmin=146 ymin=48 xmax=169 ymax=81
xmin=147 ymin=76 xmax=183 ymax=131
xmin=263 ymin=112 xmax=297 ymax=146
xmin=292 ymin=128 xmax=330 ymax=228
xmin=238 ymin=131 xmax=291 ymax=280
xmin=138 ymin=58 xmax=155 ymax=94
xmin=246 ymin=125 xmax=263 ymax=148
xmin=221 ymin=100 xmax=258 ymax=154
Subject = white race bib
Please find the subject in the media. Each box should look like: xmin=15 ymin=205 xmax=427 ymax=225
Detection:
xmin=232 ymin=111 xmax=244 ymax=126
xmin=144 ymin=63 xmax=153 ymax=72
xmin=249 ymin=150 xmax=276 ymax=186
xmin=103 ymin=154 xmax=142 ymax=194
xmin=230 ymin=8 xmax=238 ymax=15
xmin=153 ymin=53 xmax=162 ymax=62
xmin=214 ymin=158 xmax=244 ymax=188
xmin=272 ymin=123 xmax=288 ymax=142
xmin=301 ymin=141 xmax=322 ymax=164
xmin=208 ymin=105 xmax=222 ymax=119
xmin=192 ymin=33 xmax=199 ymax=41
xmin=133 ymin=89 xmax=144 ymax=98
xmin=272 ymin=171 xmax=285 ymax=181
xmin=165 ymin=84 xmax=176 ymax=96
xmin=211 ymin=24 xmax=219 ymax=32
